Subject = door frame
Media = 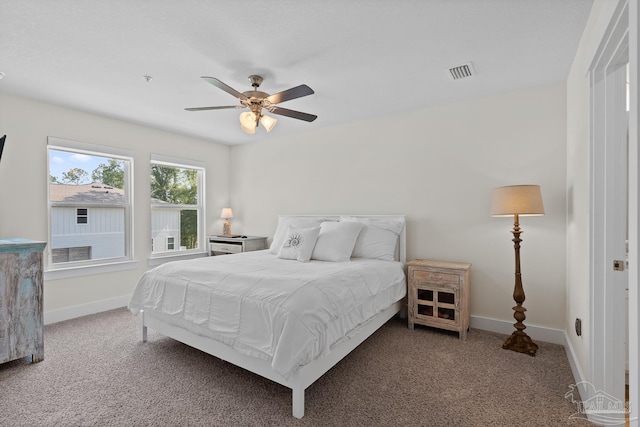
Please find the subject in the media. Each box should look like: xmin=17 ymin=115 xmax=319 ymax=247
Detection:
xmin=628 ymin=1 xmax=639 ymax=425
xmin=589 ymin=0 xmax=638 ymax=424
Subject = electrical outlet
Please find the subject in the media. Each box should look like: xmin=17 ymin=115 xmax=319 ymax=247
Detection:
xmin=575 ymin=318 xmax=582 ymax=336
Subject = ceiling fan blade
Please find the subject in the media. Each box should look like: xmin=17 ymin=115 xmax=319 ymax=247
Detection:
xmin=201 ymin=77 xmax=248 ymax=101
xmin=266 ymin=84 xmax=314 ymax=104
xmin=269 ymin=106 xmax=317 ymax=122
xmin=185 ymin=106 xmax=242 ymax=111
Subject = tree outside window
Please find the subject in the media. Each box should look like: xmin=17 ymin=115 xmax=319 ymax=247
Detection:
xmin=150 ymin=161 xmax=204 ymax=254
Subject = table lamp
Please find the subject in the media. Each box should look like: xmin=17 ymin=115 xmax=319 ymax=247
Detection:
xmin=220 ymin=208 xmax=233 ymax=237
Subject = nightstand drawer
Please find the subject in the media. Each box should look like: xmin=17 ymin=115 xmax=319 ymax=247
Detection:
xmin=210 ymin=243 xmax=242 ymax=254
xmin=207 ymin=236 xmax=267 ymax=256
xmin=412 ymin=269 xmax=459 ymax=286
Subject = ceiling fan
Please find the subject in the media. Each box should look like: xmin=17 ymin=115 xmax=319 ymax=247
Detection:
xmin=185 ymin=75 xmax=317 ymax=134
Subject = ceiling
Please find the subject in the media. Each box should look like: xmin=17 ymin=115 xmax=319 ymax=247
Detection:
xmin=0 ymin=1 xmax=593 ymax=146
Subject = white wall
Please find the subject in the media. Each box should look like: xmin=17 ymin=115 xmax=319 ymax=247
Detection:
xmin=230 ymin=82 xmax=567 ymax=329
xmin=0 ymin=93 xmax=230 ymax=315
xmin=0 ymin=78 xmax=570 ymax=333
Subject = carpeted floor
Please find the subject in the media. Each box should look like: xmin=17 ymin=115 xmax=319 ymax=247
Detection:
xmin=0 ymin=308 xmax=591 ymax=426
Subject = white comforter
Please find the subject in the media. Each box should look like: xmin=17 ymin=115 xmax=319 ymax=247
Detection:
xmin=128 ymin=250 xmax=406 ymax=378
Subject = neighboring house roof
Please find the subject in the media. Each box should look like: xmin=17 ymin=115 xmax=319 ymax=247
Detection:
xmin=50 ymin=182 xmax=125 ymax=204
xmin=151 ymin=197 xmax=174 ymax=207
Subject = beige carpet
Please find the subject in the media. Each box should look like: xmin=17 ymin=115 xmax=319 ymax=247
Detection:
xmin=0 ymin=308 xmax=591 ymax=426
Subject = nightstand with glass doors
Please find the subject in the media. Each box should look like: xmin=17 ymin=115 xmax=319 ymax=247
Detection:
xmin=407 ymin=259 xmax=472 ymax=340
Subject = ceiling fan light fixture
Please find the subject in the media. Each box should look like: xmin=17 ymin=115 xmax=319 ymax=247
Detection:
xmin=239 ymin=111 xmax=257 ymax=127
xmin=260 ymin=114 xmax=277 ymax=132
xmin=239 ymin=111 xmax=257 ymax=134
xmin=240 ymin=114 xmax=256 ymax=134
xmin=240 ymin=122 xmax=256 ymax=134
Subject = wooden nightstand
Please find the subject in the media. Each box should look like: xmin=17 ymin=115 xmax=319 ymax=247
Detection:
xmin=208 ymin=235 xmax=267 ymax=256
xmin=407 ymin=259 xmax=472 ymax=340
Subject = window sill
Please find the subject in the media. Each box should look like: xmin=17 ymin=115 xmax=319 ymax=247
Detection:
xmin=45 ymin=260 xmax=140 ymax=281
xmin=148 ymin=251 xmax=208 ymax=267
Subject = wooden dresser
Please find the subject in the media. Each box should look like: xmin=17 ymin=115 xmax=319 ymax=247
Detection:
xmin=0 ymin=238 xmax=46 ymax=364
xmin=407 ymin=259 xmax=472 ymax=340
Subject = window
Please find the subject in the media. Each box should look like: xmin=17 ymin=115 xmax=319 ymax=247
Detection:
xmin=150 ymin=154 xmax=205 ymax=257
xmin=76 ymin=208 xmax=88 ymax=224
xmin=47 ymin=137 xmax=133 ymax=270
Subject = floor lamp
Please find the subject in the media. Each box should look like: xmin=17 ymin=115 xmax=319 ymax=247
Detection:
xmin=491 ymin=185 xmax=544 ymax=356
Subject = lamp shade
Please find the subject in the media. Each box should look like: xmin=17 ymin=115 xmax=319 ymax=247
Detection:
xmin=260 ymin=114 xmax=277 ymax=132
xmin=220 ymin=208 xmax=233 ymax=219
xmin=240 ymin=123 xmax=256 ymax=134
xmin=491 ymin=185 xmax=545 ymax=217
xmin=239 ymin=111 xmax=257 ymax=127
xmin=239 ymin=112 xmax=257 ymax=134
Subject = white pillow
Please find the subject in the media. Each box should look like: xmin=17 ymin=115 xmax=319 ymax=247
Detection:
xmin=270 ymin=217 xmax=332 ymax=254
xmin=340 ymin=216 xmax=404 ymax=261
xmin=311 ymin=221 xmax=364 ymax=262
xmin=277 ymin=226 xmax=321 ymax=262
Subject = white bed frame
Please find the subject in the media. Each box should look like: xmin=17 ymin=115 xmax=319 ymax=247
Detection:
xmin=138 ymin=215 xmax=406 ymax=418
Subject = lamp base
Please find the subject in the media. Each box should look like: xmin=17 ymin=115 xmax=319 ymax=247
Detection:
xmin=502 ymin=330 xmax=538 ymax=356
xmin=222 ymin=221 xmax=231 ymax=237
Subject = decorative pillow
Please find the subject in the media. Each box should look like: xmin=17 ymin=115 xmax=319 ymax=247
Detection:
xmin=340 ymin=216 xmax=405 ymax=261
xmin=277 ymin=226 xmax=320 ymax=262
xmin=269 ymin=216 xmax=333 ymax=255
xmin=311 ymin=221 xmax=364 ymax=262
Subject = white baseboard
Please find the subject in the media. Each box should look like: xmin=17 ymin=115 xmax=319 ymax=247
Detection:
xmin=562 ymin=330 xmax=587 ymax=387
xmin=470 ymin=315 xmax=565 ymax=345
xmin=44 ymin=295 xmax=130 ymax=325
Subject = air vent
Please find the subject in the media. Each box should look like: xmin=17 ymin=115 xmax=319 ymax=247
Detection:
xmin=448 ymin=62 xmax=474 ymax=80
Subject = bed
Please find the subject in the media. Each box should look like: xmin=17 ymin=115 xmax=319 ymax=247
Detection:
xmin=128 ymin=215 xmax=407 ymax=418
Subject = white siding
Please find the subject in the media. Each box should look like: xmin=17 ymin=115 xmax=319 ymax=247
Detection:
xmin=151 ymin=208 xmax=180 ymax=253
xmin=51 ymin=206 xmax=125 ymax=259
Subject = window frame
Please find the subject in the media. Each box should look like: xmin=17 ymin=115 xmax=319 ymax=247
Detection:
xmin=167 ymin=236 xmax=175 ymax=251
xmin=76 ymin=208 xmax=88 ymax=225
xmin=46 ymin=137 xmax=137 ymax=279
xmin=149 ymin=153 xmax=207 ymax=263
